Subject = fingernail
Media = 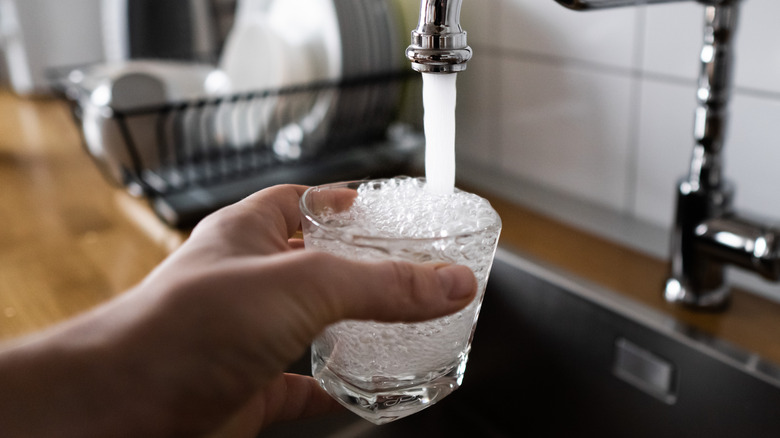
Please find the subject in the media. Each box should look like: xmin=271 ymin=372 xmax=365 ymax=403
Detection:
xmin=436 ymin=265 xmax=475 ymax=301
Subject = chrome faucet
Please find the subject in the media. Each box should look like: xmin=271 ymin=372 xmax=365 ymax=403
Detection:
xmin=557 ymin=0 xmax=780 ymax=309
xmin=406 ymin=0 xmax=471 ymax=73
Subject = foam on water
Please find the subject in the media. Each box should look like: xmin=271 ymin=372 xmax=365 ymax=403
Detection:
xmin=330 ymin=177 xmax=497 ymax=239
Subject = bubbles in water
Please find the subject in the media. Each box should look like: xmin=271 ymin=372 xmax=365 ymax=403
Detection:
xmin=309 ymin=177 xmax=501 ymax=384
xmin=323 ymin=176 xmax=498 ymax=240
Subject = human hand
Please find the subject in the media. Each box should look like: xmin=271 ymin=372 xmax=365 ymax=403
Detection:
xmin=0 ymin=185 xmax=477 ymax=438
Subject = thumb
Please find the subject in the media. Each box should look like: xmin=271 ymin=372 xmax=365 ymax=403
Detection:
xmin=289 ymin=251 xmax=478 ymax=326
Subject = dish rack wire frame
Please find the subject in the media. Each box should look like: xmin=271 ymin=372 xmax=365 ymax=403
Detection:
xmin=66 ymin=71 xmax=419 ymax=199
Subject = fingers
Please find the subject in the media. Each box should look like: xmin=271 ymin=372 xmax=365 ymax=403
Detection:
xmin=196 ymin=185 xmax=308 ymax=241
xmin=235 ymin=185 xmax=309 ymax=239
xmin=186 ymin=185 xmax=309 ymax=257
xmin=207 ymin=374 xmax=341 ymax=438
xmin=300 ymin=185 xmax=357 ymax=216
xmin=287 ymin=238 xmax=305 ymax=250
xmin=260 ymin=374 xmax=343 ymax=427
xmin=286 ymin=252 xmax=478 ymax=327
xmin=229 ymin=183 xmax=355 ymax=242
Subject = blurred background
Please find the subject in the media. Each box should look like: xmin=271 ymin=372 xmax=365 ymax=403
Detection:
xmin=2 ymin=0 xmax=780 ymax=302
xmin=3 ymin=4 xmax=779 ymax=435
xmin=457 ymin=0 xmax=780 ymax=254
xmin=455 ymin=0 xmax=780 ymax=302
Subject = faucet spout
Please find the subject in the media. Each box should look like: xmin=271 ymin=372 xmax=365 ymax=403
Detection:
xmin=406 ymin=0 xmax=471 ymax=73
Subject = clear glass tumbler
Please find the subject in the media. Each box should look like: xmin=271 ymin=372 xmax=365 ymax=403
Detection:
xmin=299 ymin=177 xmax=501 ymax=424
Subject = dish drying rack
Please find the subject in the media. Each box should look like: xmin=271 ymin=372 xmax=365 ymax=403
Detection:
xmin=57 ymin=72 xmax=423 ymax=228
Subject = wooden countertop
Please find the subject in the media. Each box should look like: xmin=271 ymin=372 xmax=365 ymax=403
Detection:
xmin=487 ymin=195 xmax=780 ymax=366
xmin=0 ymin=90 xmax=170 ymax=339
xmin=1 ymin=89 xmax=779 ymax=368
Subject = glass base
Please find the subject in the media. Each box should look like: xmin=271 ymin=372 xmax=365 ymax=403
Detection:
xmin=313 ymin=364 xmax=466 ymax=425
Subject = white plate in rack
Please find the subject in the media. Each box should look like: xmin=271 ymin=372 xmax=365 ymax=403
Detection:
xmin=217 ymin=0 xmax=406 ymax=159
xmin=218 ymin=0 xmax=343 ymax=157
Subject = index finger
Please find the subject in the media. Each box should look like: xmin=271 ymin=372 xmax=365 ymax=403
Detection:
xmin=235 ymin=184 xmax=310 ymax=239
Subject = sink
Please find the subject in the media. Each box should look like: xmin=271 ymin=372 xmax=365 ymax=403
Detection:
xmin=262 ymin=247 xmax=780 ymax=437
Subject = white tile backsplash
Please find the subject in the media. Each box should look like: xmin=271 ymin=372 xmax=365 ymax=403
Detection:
xmin=733 ymin=0 xmax=780 ymax=94
xmin=634 ymin=78 xmax=696 ymax=227
xmin=456 ymin=52 xmax=502 ymax=170
xmin=641 ymin=0 xmax=780 ymax=95
xmin=498 ymin=0 xmax=640 ymax=70
xmin=497 ymin=56 xmax=633 ymax=212
xmin=727 ymin=93 xmax=780 ymax=219
xmin=457 ymin=0 xmax=780 ymax=300
xmin=460 ymin=0 xmax=780 ymax=226
xmin=641 ymin=3 xmax=702 ymax=80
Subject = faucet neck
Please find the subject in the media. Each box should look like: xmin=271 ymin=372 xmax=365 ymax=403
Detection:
xmin=687 ymin=2 xmax=740 ymax=192
xmin=414 ymin=0 xmax=465 ymax=38
xmin=666 ymin=1 xmax=746 ymax=309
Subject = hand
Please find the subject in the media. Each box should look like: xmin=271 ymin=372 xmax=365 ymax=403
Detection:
xmin=0 ymin=185 xmax=478 ymax=438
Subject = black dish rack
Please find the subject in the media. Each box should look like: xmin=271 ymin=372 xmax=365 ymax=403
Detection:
xmin=57 ymin=71 xmax=423 ymax=228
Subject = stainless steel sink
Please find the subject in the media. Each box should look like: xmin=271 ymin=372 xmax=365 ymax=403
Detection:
xmin=262 ymin=247 xmax=780 ymax=437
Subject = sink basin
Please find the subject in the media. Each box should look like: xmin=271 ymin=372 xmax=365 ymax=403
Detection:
xmin=262 ymin=247 xmax=780 ymax=437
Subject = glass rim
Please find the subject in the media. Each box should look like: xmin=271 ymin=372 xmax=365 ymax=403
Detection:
xmin=299 ymin=178 xmax=502 ymax=243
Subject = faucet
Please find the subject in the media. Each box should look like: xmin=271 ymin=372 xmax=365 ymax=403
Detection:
xmin=556 ymin=0 xmax=780 ymax=309
xmin=406 ymin=0 xmax=471 ymax=73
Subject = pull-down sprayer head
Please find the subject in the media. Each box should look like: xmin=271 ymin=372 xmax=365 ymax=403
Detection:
xmin=406 ymin=0 xmax=471 ymax=73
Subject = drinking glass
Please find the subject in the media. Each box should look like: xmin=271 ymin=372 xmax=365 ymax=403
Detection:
xmin=299 ymin=177 xmax=501 ymax=424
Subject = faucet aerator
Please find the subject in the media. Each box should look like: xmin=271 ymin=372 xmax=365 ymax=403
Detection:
xmin=407 ymin=0 xmax=471 ymax=74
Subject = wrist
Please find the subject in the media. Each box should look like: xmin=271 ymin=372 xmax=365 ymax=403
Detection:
xmin=0 ymin=297 xmax=171 ymax=437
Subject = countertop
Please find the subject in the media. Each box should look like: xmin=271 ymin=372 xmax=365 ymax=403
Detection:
xmin=1 ymin=89 xmax=779 ymax=369
xmin=0 ymin=90 xmax=171 ymax=340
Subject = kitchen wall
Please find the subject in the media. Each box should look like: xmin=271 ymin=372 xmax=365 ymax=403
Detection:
xmin=0 ymin=0 xmax=104 ymax=94
xmin=454 ymin=0 xmax=780 ymax=233
xmin=448 ymin=0 xmax=780 ymax=300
